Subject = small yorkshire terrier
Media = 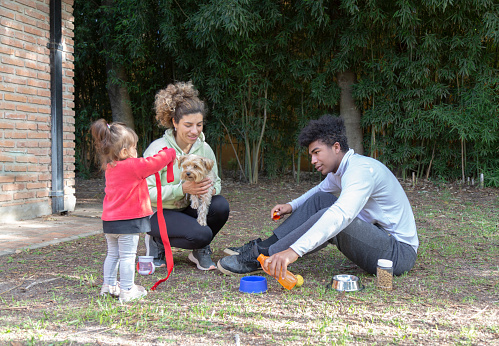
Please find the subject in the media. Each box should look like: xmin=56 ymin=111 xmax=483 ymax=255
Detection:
xmin=177 ymin=154 xmax=216 ymax=226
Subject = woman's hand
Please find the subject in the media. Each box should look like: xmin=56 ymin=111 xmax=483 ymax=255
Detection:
xmin=263 ymin=248 xmax=299 ymax=280
xmin=182 ymin=178 xmax=214 ymax=196
xmin=271 ymin=203 xmax=292 ymax=220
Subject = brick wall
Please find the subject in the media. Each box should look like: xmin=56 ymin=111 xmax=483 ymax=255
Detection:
xmin=0 ymin=0 xmax=75 ymax=222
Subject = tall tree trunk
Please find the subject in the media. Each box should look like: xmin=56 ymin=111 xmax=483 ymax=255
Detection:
xmin=250 ymin=87 xmax=268 ymax=184
xmin=106 ymin=61 xmax=135 ymax=130
xmin=102 ymin=0 xmax=134 ymax=129
xmin=337 ymin=70 xmax=363 ymax=155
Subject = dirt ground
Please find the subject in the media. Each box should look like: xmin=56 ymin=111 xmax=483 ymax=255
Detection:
xmin=1 ymin=174 xmax=498 ymax=345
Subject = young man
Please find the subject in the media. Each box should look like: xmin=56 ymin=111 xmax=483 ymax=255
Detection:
xmin=217 ymin=115 xmax=418 ymax=280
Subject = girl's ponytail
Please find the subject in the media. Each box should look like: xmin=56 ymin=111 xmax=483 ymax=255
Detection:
xmin=90 ymin=119 xmax=138 ymax=170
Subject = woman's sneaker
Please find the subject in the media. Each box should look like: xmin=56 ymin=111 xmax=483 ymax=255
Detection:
xmin=145 ymin=234 xmax=166 ymax=267
xmin=119 ymin=284 xmax=147 ymax=303
xmin=100 ymin=282 xmax=120 ymax=298
xmin=188 ymin=245 xmax=217 ymax=271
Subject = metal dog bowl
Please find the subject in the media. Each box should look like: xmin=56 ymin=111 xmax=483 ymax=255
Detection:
xmin=328 ymin=274 xmax=364 ymax=292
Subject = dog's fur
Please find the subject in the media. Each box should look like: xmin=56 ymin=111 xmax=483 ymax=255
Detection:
xmin=177 ymin=154 xmax=216 ymax=226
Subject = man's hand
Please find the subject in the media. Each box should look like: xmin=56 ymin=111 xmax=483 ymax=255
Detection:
xmin=263 ymin=248 xmax=299 ymax=280
xmin=182 ymin=178 xmax=214 ymax=196
xmin=271 ymin=203 xmax=292 ymax=220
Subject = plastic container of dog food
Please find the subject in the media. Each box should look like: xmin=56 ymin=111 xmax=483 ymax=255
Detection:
xmin=376 ymin=259 xmax=393 ymax=291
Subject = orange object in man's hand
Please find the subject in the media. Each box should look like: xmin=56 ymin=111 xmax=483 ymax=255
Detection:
xmin=272 ymin=211 xmax=281 ymax=220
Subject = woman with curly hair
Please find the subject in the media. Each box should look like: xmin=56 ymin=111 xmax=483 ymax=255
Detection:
xmin=143 ymin=81 xmax=229 ymax=271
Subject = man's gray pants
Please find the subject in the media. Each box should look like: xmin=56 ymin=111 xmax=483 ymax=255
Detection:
xmin=269 ymin=191 xmax=417 ymax=276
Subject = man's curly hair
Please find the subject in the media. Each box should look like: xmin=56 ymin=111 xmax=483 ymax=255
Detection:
xmin=154 ymin=81 xmax=206 ymax=129
xmin=298 ymin=115 xmax=349 ymax=152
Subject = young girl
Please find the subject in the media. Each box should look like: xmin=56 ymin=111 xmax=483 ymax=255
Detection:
xmin=91 ymin=119 xmax=176 ymax=302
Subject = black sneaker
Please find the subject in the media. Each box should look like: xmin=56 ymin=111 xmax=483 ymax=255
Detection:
xmin=217 ymin=243 xmax=262 ymax=276
xmin=223 ymin=238 xmax=262 ymax=256
xmin=188 ymin=245 xmax=217 ymax=271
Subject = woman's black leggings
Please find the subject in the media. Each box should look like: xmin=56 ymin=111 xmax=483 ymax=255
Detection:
xmin=148 ymin=195 xmax=230 ymax=249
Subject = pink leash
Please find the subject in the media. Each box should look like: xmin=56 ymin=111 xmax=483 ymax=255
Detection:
xmin=150 ymin=162 xmax=174 ymax=291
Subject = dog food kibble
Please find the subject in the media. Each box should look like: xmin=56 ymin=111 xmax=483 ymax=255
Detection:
xmin=376 ymin=259 xmax=393 ymax=291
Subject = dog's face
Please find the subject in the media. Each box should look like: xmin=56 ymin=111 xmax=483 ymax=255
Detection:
xmin=178 ymin=154 xmax=214 ymax=183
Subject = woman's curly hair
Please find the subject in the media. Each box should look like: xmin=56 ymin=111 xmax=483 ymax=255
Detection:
xmin=298 ymin=115 xmax=349 ymax=152
xmin=154 ymin=81 xmax=206 ymax=129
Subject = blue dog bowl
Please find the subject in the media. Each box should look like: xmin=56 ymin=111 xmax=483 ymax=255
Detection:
xmin=239 ymin=276 xmax=267 ymax=294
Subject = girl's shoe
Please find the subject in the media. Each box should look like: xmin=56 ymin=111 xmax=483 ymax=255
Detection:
xmin=100 ymin=282 xmax=120 ymax=298
xmin=119 ymin=284 xmax=147 ymax=303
